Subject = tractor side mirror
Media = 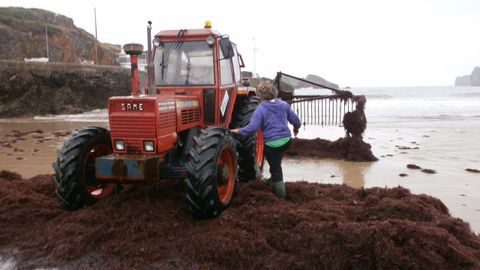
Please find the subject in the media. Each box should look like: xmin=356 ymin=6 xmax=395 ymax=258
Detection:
xmin=219 ymin=37 xmax=234 ymax=59
xmin=241 ymin=78 xmax=250 ymax=86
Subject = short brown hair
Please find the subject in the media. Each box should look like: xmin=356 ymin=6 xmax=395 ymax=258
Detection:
xmin=257 ymin=82 xmax=278 ymax=100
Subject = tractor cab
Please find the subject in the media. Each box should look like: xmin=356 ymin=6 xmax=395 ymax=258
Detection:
xmin=149 ymin=23 xmax=249 ymax=127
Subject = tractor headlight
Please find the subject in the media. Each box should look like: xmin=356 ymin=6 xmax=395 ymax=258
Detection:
xmin=143 ymin=140 xmax=155 ymax=152
xmin=114 ymin=140 xmax=125 ymax=151
xmin=152 ymin=38 xmax=161 ymax=47
xmin=206 ymin=35 xmax=215 ymax=46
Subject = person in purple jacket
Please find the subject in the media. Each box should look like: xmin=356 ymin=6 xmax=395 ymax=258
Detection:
xmin=231 ymin=82 xmax=301 ymax=199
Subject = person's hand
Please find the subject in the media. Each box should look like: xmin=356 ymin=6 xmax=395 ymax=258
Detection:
xmin=293 ymin=127 xmax=299 ymax=137
xmin=231 ymin=128 xmax=240 ymax=134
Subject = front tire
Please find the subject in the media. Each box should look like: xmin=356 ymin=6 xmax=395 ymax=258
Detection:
xmin=52 ymin=127 xmax=117 ymax=210
xmin=185 ymin=127 xmax=238 ymax=218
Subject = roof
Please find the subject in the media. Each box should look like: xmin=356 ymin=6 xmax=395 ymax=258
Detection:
xmin=155 ymin=28 xmax=221 ymax=39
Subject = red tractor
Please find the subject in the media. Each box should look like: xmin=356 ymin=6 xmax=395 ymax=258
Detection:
xmin=52 ymin=21 xmax=264 ymax=218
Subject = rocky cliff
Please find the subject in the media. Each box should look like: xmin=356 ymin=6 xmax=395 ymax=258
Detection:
xmin=305 ymin=74 xmax=339 ymax=89
xmin=0 ymin=61 xmax=130 ymax=117
xmin=0 ymin=7 xmax=120 ymax=65
xmin=455 ymin=66 xmax=480 ymax=86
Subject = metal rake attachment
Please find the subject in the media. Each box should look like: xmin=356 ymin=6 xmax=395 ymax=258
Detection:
xmin=273 ymin=72 xmax=366 ymax=130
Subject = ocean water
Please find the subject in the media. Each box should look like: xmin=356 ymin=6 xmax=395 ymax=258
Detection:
xmin=295 ymin=85 xmax=480 ymax=124
xmin=356 ymin=86 xmax=480 ymax=123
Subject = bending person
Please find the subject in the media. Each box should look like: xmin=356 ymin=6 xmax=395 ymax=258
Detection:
xmin=231 ymin=82 xmax=301 ymax=199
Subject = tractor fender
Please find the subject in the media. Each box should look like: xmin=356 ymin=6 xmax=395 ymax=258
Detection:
xmin=181 ymin=126 xmax=199 ymax=158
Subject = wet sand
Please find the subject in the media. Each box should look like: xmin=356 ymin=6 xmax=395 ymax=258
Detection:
xmin=1 ymin=115 xmax=480 ymax=233
xmin=279 ymin=121 xmax=480 ymax=233
xmin=0 ymin=119 xmax=107 ymax=177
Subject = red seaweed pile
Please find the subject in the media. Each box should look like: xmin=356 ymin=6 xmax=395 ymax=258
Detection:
xmin=286 ymin=137 xmax=378 ymax=161
xmin=1 ymin=171 xmax=479 ymax=269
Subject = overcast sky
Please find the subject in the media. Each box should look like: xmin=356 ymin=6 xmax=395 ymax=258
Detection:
xmin=2 ymin=0 xmax=480 ymax=87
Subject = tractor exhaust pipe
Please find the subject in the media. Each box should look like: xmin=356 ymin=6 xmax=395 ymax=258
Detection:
xmin=123 ymin=43 xmax=144 ymax=96
xmin=146 ymin=21 xmax=155 ymax=95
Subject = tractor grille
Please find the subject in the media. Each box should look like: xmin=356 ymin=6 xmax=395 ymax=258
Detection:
xmin=110 ymin=116 xmax=156 ymax=137
xmin=159 ymin=111 xmax=176 ymax=128
xmin=124 ymin=138 xmax=143 ymax=152
xmin=181 ymin=108 xmax=200 ymax=125
xmin=110 ymin=116 xmax=156 ymax=152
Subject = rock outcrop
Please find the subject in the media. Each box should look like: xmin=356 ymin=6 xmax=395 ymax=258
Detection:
xmin=455 ymin=66 xmax=480 ymax=86
xmin=0 ymin=61 xmax=130 ymax=117
xmin=471 ymin=66 xmax=480 ymax=86
xmin=455 ymin=75 xmax=471 ymax=86
xmin=0 ymin=7 xmax=120 ymax=65
xmin=305 ymin=74 xmax=339 ymax=89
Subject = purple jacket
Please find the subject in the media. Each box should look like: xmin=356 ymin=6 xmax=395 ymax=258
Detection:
xmin=238 ymin=98 xmax=301 ymax=141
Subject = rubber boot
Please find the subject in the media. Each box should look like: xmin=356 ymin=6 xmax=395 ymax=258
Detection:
xmin=261 ymin=177 xmax=273 ymax=184
xmin=272 ymin=181 xmax=286 ymax=199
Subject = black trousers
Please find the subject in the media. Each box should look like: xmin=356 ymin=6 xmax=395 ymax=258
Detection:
xmin=264 ymin=139 xmax=291 ymax=183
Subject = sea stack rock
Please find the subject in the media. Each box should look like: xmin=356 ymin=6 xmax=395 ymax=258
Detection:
xmin=470 ymin=66 xmax=480 ymax=86
xmin=455 ymin=75 xmax=471 ymax=86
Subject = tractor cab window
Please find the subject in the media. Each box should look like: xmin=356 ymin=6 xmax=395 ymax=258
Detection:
xmin=155 ymin=41 xmax=214 ymax=86
xmin=219 ymin=45 xmax=234 ymax=85
xmin=232 ymin=46 xmax=241 ymax=84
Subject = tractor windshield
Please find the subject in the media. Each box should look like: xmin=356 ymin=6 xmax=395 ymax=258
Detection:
xmin=154 ymin=41 xmax=214 ymax=86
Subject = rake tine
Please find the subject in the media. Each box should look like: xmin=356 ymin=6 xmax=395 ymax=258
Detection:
xmin=306 ymin=100 xmax=308 ymax=126
xmin=329 ymin=99 xmax=331 ymax=126
xmin=333 ymin=99 xmax=336 ymax=126
xmin=308 ymin=100 xmax=311 ymax=125
xmin=339 ymin=99 xmax=342 ymax=126
xmin=302 ymin=100 xmax=305 ymax=126
xmin=337 ymin=99 xmax=341 ymax=126
xmin=321 ymin=99 xmax=323 ymax=126
xmin=333 ymin=99 xmax=335 ymax=126
xmin=335 ymin=98 xmax=340 ymax=125
xmin=310 ymin=100 xmax=315 ymax=125
xmin=338 ymin=99 xmax=341 ymax=125
xmin=326 ymin=98 xmax=329 ymax=126
xmin=324 ymin=98 xmax=327 ymax=126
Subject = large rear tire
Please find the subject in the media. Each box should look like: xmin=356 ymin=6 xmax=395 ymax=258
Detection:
xmin=52 ymin=127 xmax=117 ymax=210
xmin=185 ymin=127 xmax=238 ymax=218
xmin=230 ymin=95 xmax=264 ymax=182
